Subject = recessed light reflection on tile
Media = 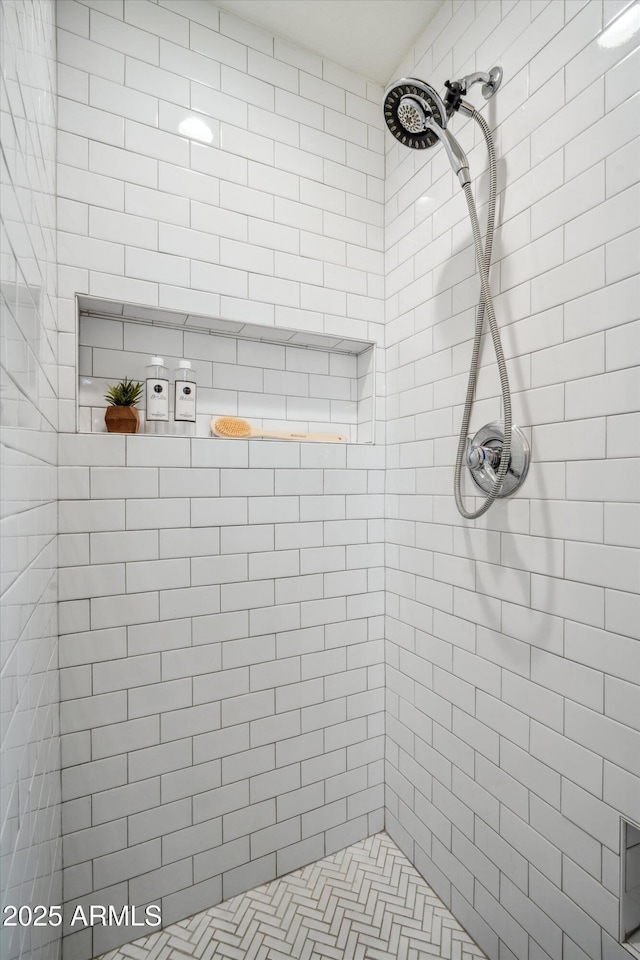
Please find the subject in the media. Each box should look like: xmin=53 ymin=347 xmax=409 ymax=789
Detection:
xmin=599 ymin=2 xmax=640 ymax=48
xmin=178 ymin=116 xmax=214 ymax=144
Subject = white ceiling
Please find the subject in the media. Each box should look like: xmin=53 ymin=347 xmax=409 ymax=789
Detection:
xmin=214 ymin=0 xmax=445 ymax=85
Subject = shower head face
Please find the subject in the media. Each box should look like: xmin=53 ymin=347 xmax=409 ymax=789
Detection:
xmin=383 ymin=78 xmax=448 ymax=149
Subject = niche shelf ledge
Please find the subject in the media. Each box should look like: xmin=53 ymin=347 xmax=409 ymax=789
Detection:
xmin=75 ymin=295 xmax=377 ymax=444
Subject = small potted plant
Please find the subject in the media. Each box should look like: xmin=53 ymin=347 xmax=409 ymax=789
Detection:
xmin=103 ymin=377 xmax=144 ymax=434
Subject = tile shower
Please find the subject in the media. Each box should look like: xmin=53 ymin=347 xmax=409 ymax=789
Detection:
xmin=1 ymin=2 xmax=639 ymax=960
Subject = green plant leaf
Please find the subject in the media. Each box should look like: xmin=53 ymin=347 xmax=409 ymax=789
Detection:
xmin=104 ymin=376 xmax=144 ymax=406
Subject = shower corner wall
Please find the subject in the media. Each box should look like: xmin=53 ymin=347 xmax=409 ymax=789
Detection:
xmin=3 ymin=1 xmax=640 ymax=960
xmin=0 ymin=1 xmax=62 ymax=960
xmin=52 ymin=2 xmax=387 ymax=957
xmin=57 ymin=423 xmax=387 ymax=960
xmin=383 ymin=2 xmax=640 ymax=959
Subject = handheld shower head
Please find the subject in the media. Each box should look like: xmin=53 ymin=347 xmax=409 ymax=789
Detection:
xmin=383 ymin=78 xmax=448 ymax=148
xmin=383 ymin=77 xmax=470 ymax=186
xmin=383 ymin=66 xmax=524 ymax=519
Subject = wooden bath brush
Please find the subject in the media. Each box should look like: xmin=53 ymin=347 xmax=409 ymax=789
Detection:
xmin=211 ymin=416 xmax=347 ymax=443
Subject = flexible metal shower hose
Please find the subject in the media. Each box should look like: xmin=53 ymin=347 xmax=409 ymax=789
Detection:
xmin=453 ymin=109 xmax=512 ymax=519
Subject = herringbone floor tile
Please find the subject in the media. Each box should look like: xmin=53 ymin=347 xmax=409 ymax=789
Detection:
xmin=95 ymin=832 xmax=487 ymax=960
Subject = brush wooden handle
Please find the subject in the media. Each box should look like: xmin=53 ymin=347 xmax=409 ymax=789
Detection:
xmin=251 ymin=427 xmax=347 ymax=442
xmin=211 ymin=416 xmax=348 ymax=443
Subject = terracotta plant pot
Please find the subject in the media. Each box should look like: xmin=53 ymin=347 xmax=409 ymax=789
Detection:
xmin=105 ymin=406 xmax=140 ymax=434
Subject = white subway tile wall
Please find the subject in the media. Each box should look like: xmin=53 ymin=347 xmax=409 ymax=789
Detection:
xmin=4 ymin=2 xmax=640 ymax=960
xmin=385 ymin=3 xmax=639 ymax=960
xmin=54 ymin=8 xmax=386 ymax=948
xmin=58 ymin=435 xmax=385 ymax=958
xmin=55 ymin=0 xmax=386 ymax=437
xmin=0 ymin=2 xmax=61 ymax=960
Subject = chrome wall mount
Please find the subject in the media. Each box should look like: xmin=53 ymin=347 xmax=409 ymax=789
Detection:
xmin=466 ymin=422 xmax=530 ymax=498
xmin=444 ymin=66 xmax=503 ymax=116
xmin=458 ymin=66 xmax=503 ymax=99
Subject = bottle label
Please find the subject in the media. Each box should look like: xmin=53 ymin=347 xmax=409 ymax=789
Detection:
xmin=174 ymin=381 xmax=196 ymax=422
xmin=146 ymin=378 xmax=169 ymax=420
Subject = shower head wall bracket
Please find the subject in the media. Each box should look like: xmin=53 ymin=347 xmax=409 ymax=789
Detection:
xmin=445 ymin=66 xmax=503 ymax=116
xmin=453 ymin=66 xmax=503 ymax=100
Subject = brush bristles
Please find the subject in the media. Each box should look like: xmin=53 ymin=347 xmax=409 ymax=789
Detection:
xmin=213 ymin=416 xmax=251 ymax=438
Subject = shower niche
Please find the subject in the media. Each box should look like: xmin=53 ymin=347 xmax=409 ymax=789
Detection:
xmin=622 ymin=817 xmax=640 ymax=957
xmin=76 ymin=295 xmax=376 ymax=443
